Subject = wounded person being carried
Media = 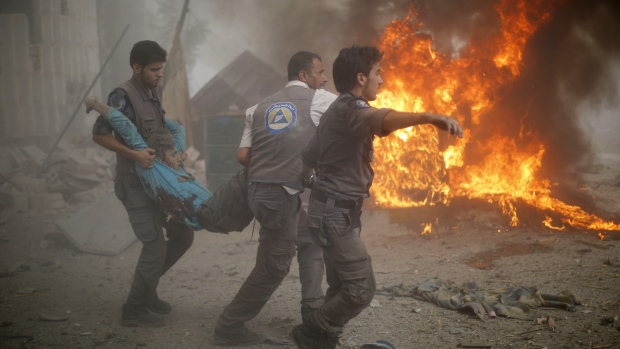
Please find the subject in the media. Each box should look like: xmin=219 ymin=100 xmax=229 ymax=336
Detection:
xmin=85 ymin=96 xmax=253 ymax=233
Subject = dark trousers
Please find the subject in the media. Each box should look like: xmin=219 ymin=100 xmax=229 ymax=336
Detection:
xmin=216 ymin=182 xmax=301 ymax=332
xmin=115 ymin=173 xmax=194 ymax=308
xmin=297 ymin=208 xmax=325 ymax=309
xmin=305 ymin=194 xmax=375 ymax=337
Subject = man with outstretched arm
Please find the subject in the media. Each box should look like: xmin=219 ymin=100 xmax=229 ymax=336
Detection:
xmin=294 ymin=45 xmax=463 ymax=348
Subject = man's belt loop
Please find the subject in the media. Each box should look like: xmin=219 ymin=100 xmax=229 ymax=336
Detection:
xmin=325 ymin=197 xmax=335 ymax=217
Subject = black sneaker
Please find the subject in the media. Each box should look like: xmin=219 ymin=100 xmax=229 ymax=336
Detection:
xmin=291 ymin=324 xmax=327 ymax=349
xmin=213 ymin=327 xmax=265 ymax=345
xmin=121 ymin=303 xmax=164 ymax=328
xmin=146 ymin=296 xmax=171 ymax=315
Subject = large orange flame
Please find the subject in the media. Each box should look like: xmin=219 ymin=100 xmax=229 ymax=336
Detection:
xmin=371 ymin=0 xmax=620 ymax=236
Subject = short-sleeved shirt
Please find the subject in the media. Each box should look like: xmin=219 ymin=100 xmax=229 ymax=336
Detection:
xmin=238 ymin=80 xmax=337 ymax=148
xmin=91 ymin=88 xmax=136 ymax=135
xmin=302 ymin=91 xmax=393 ymax=201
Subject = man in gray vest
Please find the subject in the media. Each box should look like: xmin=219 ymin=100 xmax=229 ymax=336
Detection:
xmin=214 ymin=51 xmax=337 ymax=345
xmin=92 ymin=40 xmax=194 ymax=328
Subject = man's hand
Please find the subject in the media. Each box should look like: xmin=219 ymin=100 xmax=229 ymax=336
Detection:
xmin=134 ymin=148 xmax=156 ymax=168
xmin=302 ymin=170 xmax=316 ymax=189
xmin=180 ymin=152 xmax=188 ymax=162
xmin=432 ymin=114 xmax=463 ymax=138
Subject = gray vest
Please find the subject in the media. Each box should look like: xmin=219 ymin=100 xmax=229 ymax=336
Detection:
xmin=248 ymin=85 xmax=316 ymax=190
xmin=115 ymin=78 xmax=166 ymax=174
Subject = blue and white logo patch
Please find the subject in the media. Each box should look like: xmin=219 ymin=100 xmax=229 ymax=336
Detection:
xmin=356 ymin=100 xmax=370 ymax=108
xmin=264 ymin=102 xmax=297 ymax=134
xmin=108 ymin=92 xmax=127 ymax=112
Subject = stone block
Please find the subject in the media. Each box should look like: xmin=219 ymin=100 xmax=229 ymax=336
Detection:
xmin=0 ymin=191 xmax=29 ymax=212
xmin=29 ymin=192 xmax=65 ymax=210
xmin=22 ymin=145 xmax=47 ymax=165
xmin=13 ymin=178 xmax=47 ymax=194
xmin=67 ymin=153 xmax=97 ymax=175
xmin=55 ymin=192 xmax=136 ymax=255
xmin=9 ymin=148 xmax=27 ymax=167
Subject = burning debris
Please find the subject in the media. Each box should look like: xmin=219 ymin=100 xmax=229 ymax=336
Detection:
xmin=369 ymin=0 xmax=620 ymax=237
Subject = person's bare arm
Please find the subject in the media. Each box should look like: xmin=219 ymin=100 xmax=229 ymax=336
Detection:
xmin=382 ymin=111 xmax=463 ymax=138
xmin=237 ymin=147 xmax=251 ymax=167
xmin=92 ymin=133 xmax=155 ymax=168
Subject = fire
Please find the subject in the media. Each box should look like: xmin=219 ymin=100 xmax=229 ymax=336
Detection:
xmin=371 ymin=0 xmax=620 ymax=236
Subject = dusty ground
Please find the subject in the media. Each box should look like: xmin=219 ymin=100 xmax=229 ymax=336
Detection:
xmin=1 ymin=175 xmax=620 ymax=349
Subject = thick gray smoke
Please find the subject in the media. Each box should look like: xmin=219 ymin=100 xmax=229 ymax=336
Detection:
xmin=188 ymin=0 xmax=411 ymax=92
xmin=184 ymin=0 xmax=620 ymax=174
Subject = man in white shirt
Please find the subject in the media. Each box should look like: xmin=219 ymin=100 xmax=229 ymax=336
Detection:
xmin=213 ymin=51 xmax=337 ymax=346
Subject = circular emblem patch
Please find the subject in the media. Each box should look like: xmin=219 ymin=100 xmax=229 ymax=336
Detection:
xmin=264 ymin=102 xmax=297 ymax=134
xmin=108 ymin=92 xmax=127 ymax=111
xmin=356 ymin=100 xmax=370 ymax=108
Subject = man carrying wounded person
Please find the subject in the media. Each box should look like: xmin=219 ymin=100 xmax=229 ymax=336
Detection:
xmin=86 ymin=95 xmax=253 ymax=233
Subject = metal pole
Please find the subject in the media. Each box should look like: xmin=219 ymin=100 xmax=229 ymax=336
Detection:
xmin=41 ymin=24 xmax=130 ymax=168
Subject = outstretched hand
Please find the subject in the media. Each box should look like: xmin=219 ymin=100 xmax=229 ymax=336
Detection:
xmin=135 ymin=148 xmax=156 ymax=168
xmin=434 ymin=115 xmax=463 ymax=138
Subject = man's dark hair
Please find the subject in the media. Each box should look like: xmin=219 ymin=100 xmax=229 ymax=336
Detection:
xmin=333 ymin=45 xmax=383 ymax=93
xmin=287 ymin=51 xmax=322 ymax=81
xmin=145 ymin=130 xmax=176 ymax=159
xmin=130 ymin=40 xmax=167 ymax=67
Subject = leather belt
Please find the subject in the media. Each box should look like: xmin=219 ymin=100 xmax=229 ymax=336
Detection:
xmin=312 ymin=189 xmax=362 ymax=209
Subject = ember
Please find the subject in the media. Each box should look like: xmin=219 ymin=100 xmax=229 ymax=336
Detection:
xmin=370 ymin=0 xmax=620 ymax=237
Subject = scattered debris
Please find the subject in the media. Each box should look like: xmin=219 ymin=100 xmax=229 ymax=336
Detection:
xmin=603 ymin=257 xmax=620 ymax=267
xmin=12 ymin=263 xmax=30 ymax=273
xmin=13 ymin=287 xmax=37 ymax=295
xmin=457 ymin=344 xmax=492 ymax=348
xmin=369 ymin=299 xmax=382 ymax=308
xmin=379 ymin=278 xmax=581 ymax=320
xmin=360 ymin=340 xmax=398 ymax=349
xmin=38 ymin=312 xmax=68 ymax=322
xmin=55 ymin=193 xmax=136 ymax=255
xmin=450 ymin=328 xmax=465 ymax=334
xmin=536 ymin=315 xmax=556 ymax=331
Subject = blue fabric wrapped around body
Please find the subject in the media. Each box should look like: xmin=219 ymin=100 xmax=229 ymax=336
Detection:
xmin=104 ymin=107 xmax=252 ymax=232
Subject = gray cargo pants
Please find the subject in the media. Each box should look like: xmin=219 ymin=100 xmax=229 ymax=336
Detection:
xmin=305 ymin=193 xmax=375 ymax=337
xmin=115 ymin=173 xmax=194 ymax=308
xmin=216 ymin=182 xmax=324 ymax=333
